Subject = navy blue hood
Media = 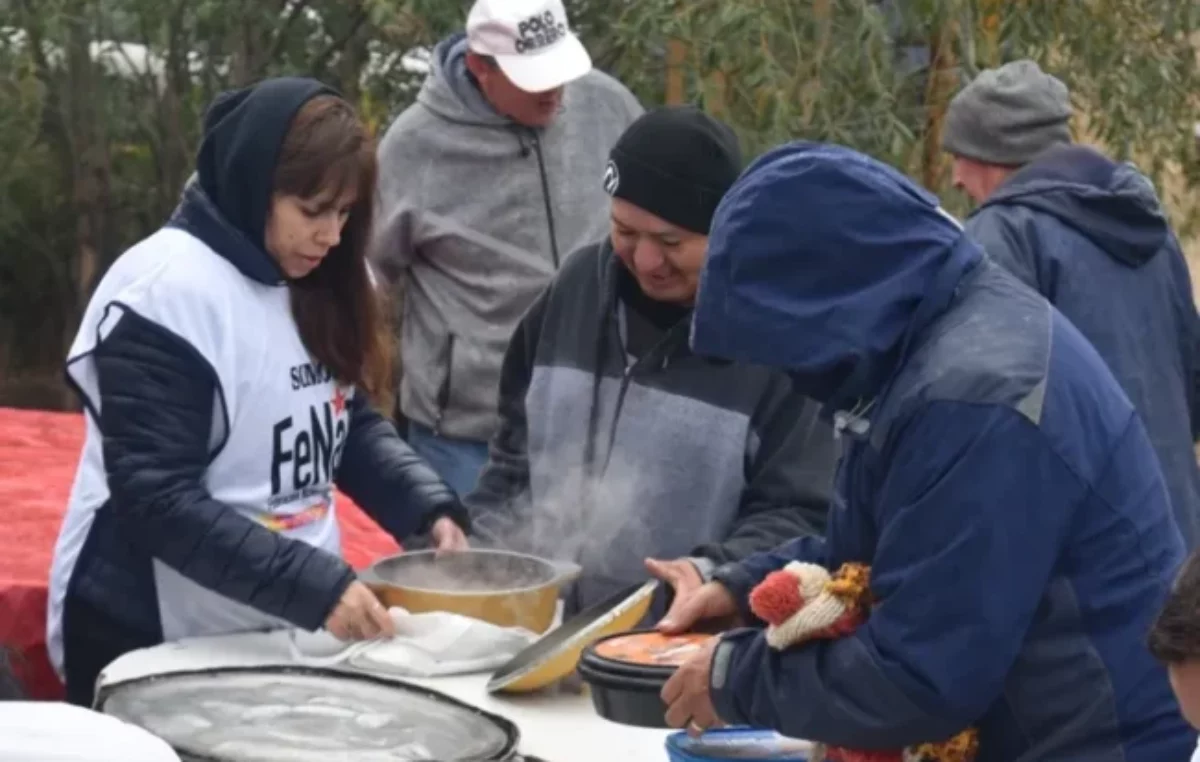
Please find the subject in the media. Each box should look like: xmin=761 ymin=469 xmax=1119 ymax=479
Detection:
xmin=168 ymin=76 xmax=338 ymax=285
xmin=691 ymin=141 xmax=982 ymax=409
xmin=976 ymin=143 xmax=1168 ymax=267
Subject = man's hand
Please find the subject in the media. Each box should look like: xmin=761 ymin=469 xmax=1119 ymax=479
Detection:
xmin=325 ymin=581 xmax=397 ymax=641
xmin=662 ymin=636 xmax=722 ymax=736
xmin=657 ymin=580 xmax=742 ymax=635
xmin=646 ymin=557 xmax=704 ymax=625
xmin=430 ymin=515 xmax=469 ymax=552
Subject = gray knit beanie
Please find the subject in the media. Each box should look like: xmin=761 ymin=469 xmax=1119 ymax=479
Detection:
xmin=942 ymin=59 xmax=1072 ymax=166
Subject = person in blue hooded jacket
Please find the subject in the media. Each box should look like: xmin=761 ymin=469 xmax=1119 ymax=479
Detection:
xmin=941 ymin=59 xmax=1200 ymax=548
xmin=46 ymin=78 xmax=470 ymax=706
xmin=657 ymin=142 xmax=1195 ymax=761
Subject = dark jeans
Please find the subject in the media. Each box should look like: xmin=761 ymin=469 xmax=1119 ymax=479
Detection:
xmin=405 ymin=421 xmax=490 ymax=498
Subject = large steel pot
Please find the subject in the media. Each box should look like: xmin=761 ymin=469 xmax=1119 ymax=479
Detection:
xmin=359 ymin=549 xmax=582 ymax=634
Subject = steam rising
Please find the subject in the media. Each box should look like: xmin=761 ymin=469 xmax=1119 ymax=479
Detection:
xmin=473 ymin=453 xmax=660 ymax=586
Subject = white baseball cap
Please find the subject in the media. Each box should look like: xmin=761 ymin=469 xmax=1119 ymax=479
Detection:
xmin=466 ymin=0 xmax=593 ymax=93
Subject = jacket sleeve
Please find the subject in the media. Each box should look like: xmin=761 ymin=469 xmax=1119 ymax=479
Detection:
xmin=691 ymin=378 xmax=835 ymax=576
xmin=1192 ymin=326 xmax=1200 ymax=442
xmin=1167 ymin=238 xmax=1200 ymax=442
xmin=367 ymin=119 xmax=424 ymax=291
xmin=709 ymin=534 xmax=830 ymax=625
xmin=710 ymin=400 xmax=1079 ymax=747
xmin=94 ymin=310 xmax=355 ymax=632
xmin=462 ymin=290 xmax=548 ymax=551
xmin=335 ymin=393 xmax=469 ymax=541
xmin=966 ymin=208 xmax=1057 ymax=299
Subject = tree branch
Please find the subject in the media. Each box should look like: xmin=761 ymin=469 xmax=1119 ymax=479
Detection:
xmin=266 ymin=0 xmax=312 ymax=66
xmin=309 ymin=6 xmax=369 ymax=79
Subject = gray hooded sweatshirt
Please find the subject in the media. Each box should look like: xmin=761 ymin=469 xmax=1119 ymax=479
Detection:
xmin=370 ymin=33 xmax=644 ymax=442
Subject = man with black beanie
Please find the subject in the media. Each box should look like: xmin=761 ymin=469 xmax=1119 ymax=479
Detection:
xmin=465 ymin=106 xmax=836 ymax=623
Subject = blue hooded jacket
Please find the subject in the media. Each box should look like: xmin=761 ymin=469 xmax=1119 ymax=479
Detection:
xmin=966 ymin=143 xmax=1200 ymax=548
xmin=692 ymin=142 xmax=1193 ymax=761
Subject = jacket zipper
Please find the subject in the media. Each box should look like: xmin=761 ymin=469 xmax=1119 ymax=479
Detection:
xmin=530 ymin=131 xmax=561 ymax=269
xmin=432 ymin=333 xmax=455 ymax=436
xmin=596 ymin=317 xmax=688 ymax=476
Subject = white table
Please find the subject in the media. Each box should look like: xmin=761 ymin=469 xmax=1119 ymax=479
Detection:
xmin=98 ymin=630 xmax=675 ymax=762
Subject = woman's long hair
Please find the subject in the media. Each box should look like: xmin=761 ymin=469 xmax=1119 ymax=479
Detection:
xmin=273 ymin=95 xmax=394 ymax=409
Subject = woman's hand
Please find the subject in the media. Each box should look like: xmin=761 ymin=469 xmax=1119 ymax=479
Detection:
xmin=430 ymin=515 xmax=469 ymax=552
xmin=325 ymin=581 xmax=396 ymax=641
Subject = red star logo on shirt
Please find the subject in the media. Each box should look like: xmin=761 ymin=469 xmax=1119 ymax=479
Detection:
xmin=332 ymin=386 xmax=346 ymax=415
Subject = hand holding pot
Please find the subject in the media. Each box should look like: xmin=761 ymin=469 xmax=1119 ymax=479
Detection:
xmin=656 ymin=581 xmax=742 ymax=635
xmin=326 ymin=580 xmax=397 ymax=641
xmin=661 ymin=635 xmax=722 ymax=736
xmin=430 ymin=515 xmax=469 ymax=552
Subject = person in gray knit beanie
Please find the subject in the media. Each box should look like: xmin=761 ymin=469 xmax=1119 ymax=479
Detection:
xmin=943 ymin=59 xmax=1071 ymax=166
xmin=947 ymin=59 xmax=1200 ymax=556
xmin=943 ymin=59 xmax=1072 ymax=203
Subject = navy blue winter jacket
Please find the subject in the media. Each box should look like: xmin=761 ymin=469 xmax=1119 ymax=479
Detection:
xmin=690 ymin=142 xmax=1194 ymax=762
xmin=967 ymin=143 xmax=1200 ymax=547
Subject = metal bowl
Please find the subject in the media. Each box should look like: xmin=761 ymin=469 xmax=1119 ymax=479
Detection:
xmin=360 ymin=549 xmax=581 ymax=634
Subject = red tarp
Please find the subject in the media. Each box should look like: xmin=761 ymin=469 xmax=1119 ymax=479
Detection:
xmin=0 ymin=406 xmax=400 ymax=699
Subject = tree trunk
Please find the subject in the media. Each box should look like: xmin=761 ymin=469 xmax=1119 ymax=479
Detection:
xmin=705 ymin=70 xmax=728 ymax=117
xmin=921 ymin=18 xmax=959 ymax=190
xmin=980 ymin=0 xmax=1003 ymax=67
xmin=665 ymin=39 xmax=687 ymax=105
xmin=161 ymin=0 xmax=193 ymax=207
xmin=63 ymin=8 xmax=108 ymax=313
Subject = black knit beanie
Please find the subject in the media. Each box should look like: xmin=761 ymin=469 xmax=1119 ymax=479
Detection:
xmin=602 ymin=106 xmax=742 ymax=235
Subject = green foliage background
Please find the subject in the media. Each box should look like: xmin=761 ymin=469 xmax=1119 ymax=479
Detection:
xmin=0 ymin=0 xmax=1197 ymax=405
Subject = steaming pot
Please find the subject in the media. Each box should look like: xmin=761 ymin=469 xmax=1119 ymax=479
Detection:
xmin=360 ymin=548 xmax=582 ymax=634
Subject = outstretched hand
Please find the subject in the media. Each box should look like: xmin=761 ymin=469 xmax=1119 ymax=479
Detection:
xmin=656 ymin=580 xmax=742 ymax=635
xmin=646 ymin=558 xmax=704 ymax=624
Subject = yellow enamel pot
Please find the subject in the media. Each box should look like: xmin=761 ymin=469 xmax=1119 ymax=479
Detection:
xmin=486 ymin=580 xmax=659 ymax=694
xmin=360 ymin=548 xmax=581 ymax=635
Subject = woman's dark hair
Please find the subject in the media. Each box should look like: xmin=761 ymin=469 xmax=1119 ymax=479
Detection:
xmin=1148 ymin=550 xmax=1200 ymax=664
xmin=273 ymin=95 xmax=394 ymax=409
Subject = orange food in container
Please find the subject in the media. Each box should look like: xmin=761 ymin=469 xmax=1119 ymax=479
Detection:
xmin=577 ymin=629 xmax=716 ymax=728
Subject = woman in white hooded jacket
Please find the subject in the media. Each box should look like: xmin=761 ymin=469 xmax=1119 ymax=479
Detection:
xmin=47 ymin=77 xmax=470 ymax=706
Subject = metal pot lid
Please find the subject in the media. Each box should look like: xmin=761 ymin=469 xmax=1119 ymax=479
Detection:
xmin=487 ymin=580 xmax=657 ymax=694
xmin=97 ymin=666 xmax=519 ymax=762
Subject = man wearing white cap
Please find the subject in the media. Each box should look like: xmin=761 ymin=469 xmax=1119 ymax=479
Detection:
xmin=371 ymin=0 xmax=643 ymax=500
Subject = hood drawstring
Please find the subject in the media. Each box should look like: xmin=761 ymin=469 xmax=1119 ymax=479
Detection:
xmin=582 ymin=260 xmax=617 ymax=483
xmin=832 ymin=398 xmax=875 ymax=441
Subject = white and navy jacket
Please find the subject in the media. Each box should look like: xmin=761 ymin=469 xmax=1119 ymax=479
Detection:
xmin=46 ymin=183 xmax=464 ymax=686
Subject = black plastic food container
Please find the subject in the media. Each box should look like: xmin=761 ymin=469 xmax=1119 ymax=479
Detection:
xmin=577 ymin=629 xmax=715 ymax=729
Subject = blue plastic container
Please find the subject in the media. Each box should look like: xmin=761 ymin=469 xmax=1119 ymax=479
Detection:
xmin=664 ymin=728 xmax=811 ymax=761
